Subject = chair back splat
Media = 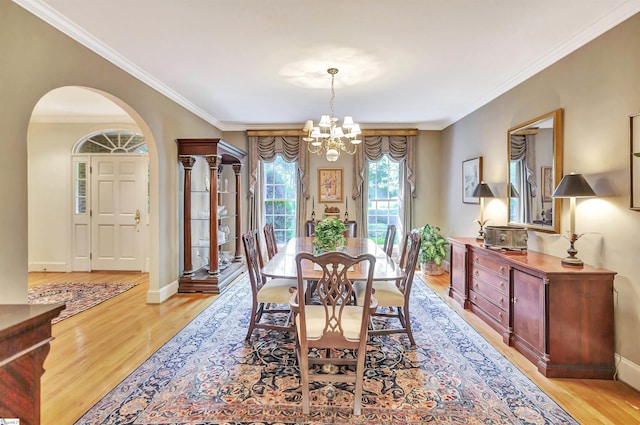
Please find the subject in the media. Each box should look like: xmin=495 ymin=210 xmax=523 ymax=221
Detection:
xmin=290 ymin=251 xmax=376 ymax=415
xmin=383 ymin=224 xmax=396 ymax=256
xmin=263 ymin=223 xmax=278 ymax=260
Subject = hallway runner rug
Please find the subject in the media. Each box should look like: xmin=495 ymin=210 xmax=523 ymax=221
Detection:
xmin=75 ymin=276 xmax=577 ymax=424
xmin=28 ymin=281 xmax=137 ymax=324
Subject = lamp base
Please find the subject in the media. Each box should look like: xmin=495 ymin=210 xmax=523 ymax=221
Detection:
xmin=561 ymin=257 xmax=584 ymax=267
xmin=562 ymin=233 xmax=583 ymax=267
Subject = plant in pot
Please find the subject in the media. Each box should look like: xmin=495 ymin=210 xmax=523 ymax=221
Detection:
xmin=313 ymin=217 xmax=348 ymax=253
xmin=414 ymin=224 xmax=449 ymax=275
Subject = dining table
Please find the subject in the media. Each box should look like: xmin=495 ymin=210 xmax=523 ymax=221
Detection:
xmin=261 ymin=237 xmax=405 ymax=282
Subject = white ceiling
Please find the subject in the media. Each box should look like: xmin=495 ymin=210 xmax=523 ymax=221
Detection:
xmin=20 ymin=0 xmax=640 ymax=130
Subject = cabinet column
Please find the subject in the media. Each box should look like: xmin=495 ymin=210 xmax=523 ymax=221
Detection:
xmin=179 ymin=155 xmax=196 ymax=276
xmin=206 ymin=155 xmax=221 ymax=275
xmin=233 ymin=163 xmax=243 ymax=259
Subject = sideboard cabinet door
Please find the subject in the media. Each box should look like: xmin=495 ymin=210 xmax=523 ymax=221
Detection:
xmin=511 ymin=268 xmax=546 ymax=367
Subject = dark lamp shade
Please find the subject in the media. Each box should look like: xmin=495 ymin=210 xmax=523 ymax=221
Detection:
xmin=472 ymin=182 xmax=495 ymax=198
xmin=552 ymin=173 xmax=596 ymax=198
xmin=509 ymin=183 xmax=520 ymax=198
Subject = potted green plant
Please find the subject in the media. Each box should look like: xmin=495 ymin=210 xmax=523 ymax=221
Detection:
xmin=313 ymin=218 xmax=348 ymax=252
xmin=414 ymin=224 xmax=449 ymax=275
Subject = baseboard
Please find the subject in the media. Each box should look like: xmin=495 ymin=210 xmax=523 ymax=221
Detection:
xmin=28 ymin=262 xmax=68 ymax=272
xmin=616 ymin=354 xmax=640 ymax=391
xmin=146 ymin=278 xmax=179 ymax=304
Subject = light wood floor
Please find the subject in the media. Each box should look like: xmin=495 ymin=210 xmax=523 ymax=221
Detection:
xmin=32 ymin=271 xmax=640 ymax=424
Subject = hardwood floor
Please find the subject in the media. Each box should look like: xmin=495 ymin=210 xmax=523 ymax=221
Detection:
xmin=32 ymin=271 xmax=640 ymax=424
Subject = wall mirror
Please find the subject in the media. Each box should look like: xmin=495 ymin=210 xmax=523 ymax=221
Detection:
xmin=507 ymin=108 xmax=563 ymax=233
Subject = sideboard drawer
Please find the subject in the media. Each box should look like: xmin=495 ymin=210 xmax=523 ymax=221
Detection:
xmin=470 ymin=278 xmax=508 ymax=310
xmin=471 ymin=251 xmax=508 ymax=277
xmin=471 ymin=266 xmax=508 ymax=293
xmin=470 ymin=289 xmax=509 ymax=327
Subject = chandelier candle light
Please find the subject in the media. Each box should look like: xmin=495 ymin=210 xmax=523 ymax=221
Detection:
xmin=303 ymin=68 xmax=361 ymax=162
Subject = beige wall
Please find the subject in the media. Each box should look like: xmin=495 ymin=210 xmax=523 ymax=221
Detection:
xmin=438 ymin=12 xmax=640 ymax=380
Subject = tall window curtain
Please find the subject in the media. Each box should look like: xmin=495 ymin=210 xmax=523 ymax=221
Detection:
xmin=248 ymin=135 xmax=309 ymax=239
xmin=510 ymin=134 xmax=536 ymax=222
xmin=353 ymin=134 xmax=416 ymax=239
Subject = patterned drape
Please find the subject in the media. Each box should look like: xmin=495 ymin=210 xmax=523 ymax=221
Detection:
xmin=353 ymin=135 xmax=416 ymax=239
xmin=248 ymin=135 xmax=309 ymax=238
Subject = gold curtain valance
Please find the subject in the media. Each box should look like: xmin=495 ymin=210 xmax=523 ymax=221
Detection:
xmin=247 ymin=128 xmax=418 ymax=137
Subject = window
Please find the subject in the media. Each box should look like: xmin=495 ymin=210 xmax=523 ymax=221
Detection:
xmin=367 ymin=155 xmax=400 ymax=248
xmin=263 ymin=156 xmax=297 ymax=246
xmin=74 ymin=130 xmax=147 ymax=154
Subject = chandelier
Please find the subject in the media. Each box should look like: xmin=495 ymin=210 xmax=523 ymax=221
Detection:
xmin=303 ymin=68 xmax=361 ymax=162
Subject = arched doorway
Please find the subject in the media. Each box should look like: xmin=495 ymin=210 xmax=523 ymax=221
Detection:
xmin=28 ymin=87 xmax=155 ymax=275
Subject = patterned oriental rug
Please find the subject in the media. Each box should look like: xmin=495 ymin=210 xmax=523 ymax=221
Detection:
xmin=28 ymin=281 xmax=137 ymax=324
xmin=75 ymin=276 xmax=577 ymax=425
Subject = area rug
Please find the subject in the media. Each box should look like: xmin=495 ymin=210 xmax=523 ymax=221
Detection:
xmin=28 ymin=281 xmax=137 ymax=324
xmin=75 ymin=276 xmax=577 ymax=425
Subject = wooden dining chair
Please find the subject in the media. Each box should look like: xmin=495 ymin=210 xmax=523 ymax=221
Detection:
xmin=355 ymin=231 xmax=421 ymax=346
xmin=343 ymin=220 xmax=357 ymax=238
xmin=242 ymin=230 xmax=295 ymax=341
xmin=382 ymin=224 xmax=396 ymax=256
xmin=290 ymin=251 xmax=377 ymax=416
xmin=263 ymin=223 xmax=278 ymax=260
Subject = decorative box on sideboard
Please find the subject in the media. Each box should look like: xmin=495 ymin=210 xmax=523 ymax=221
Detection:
xmin=448 ymin=237 xmax=616 ymax=379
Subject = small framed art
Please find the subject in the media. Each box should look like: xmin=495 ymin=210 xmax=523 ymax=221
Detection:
xmin=318 ymin=168 xmax=343 ymax=203
xmin=541 ymin=166 xmax=553 ymax=202
xmin=462 ymin=157 xmax=482 ymax=204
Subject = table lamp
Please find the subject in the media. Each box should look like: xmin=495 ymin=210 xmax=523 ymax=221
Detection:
xmin=472 ymin=181 xmax=495 ymax=240
xmin=551 ymin=172 xmax=596 ymax=266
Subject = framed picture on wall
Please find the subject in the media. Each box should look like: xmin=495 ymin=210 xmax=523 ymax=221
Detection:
xmin=541 ymin=166 xmax=553 ymax=202
xmin=462 ymin=157 xmax=482 ymax=204
xmin=318 ymin=168 xmax=343 ymax=203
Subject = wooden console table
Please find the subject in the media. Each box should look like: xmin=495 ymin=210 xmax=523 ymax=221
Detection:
xmin=448 ymin=238 xmax=616 ymax=379
xmin=0 ymin=304 xmax=64 ymax=425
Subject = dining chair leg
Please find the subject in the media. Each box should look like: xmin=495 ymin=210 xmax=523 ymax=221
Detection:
xmin=300 ymin=345 xmax=310 ymax=414
xmin=400 ymin=306 xmax=415 ymax=346
xmin=353 ymin=347 xmax=366 ymax=415
xmin=245 ymin=302 xmax=259 ymax=341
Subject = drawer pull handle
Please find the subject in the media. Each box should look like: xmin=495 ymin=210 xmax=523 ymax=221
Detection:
xmin=475 ymin=256 xmax=479 ymax=263
xmin=499 ymin=266 xmax=505 ymax=274
xmin=500 ymin=281 xmax=505 ymax=288
xmin=475 ymin=283 xmax=479 ymax=289
xmin=499 ymin=297 xmax=504 ymax=303
xmin=498 ymin=312 xmax=503 ymax=319
xmin=512 ymin=297 xmax=517 ymax=303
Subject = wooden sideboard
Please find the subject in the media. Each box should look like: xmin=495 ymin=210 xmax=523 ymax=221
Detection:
xmin=0 ymin=304 xmax=64 ymax=425
xmin=448 ymin=238 xmax=616 ymax=379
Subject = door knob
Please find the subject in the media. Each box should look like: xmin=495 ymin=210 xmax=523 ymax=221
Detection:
xmin=135 ymin=209 xmax=141 ymax=224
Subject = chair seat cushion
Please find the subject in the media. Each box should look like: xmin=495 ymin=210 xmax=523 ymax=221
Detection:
xmin=354 ymin=280 xmax=404 ymax=307
xmin=296 ymin=305 xmax=364 ymax=342
xmin=257 ymin=278 xmax=297 ymax=304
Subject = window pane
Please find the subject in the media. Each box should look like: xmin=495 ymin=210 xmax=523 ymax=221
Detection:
xmin=263 ymin=157 xmax=297 ymax=245
xmin=367 ymin=155 xmax=400 ymax=249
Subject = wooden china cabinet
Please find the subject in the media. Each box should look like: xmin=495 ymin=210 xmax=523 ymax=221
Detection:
xmin=177 ymin=138 xmax=246 ymax=293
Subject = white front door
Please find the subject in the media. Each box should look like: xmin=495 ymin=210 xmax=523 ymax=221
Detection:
xmin=91 ymin=156 xmax=146 ymax=271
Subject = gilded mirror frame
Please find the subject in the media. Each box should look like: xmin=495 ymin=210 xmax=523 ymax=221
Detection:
xmin=507 ymin=108 xmax=563 ymax=233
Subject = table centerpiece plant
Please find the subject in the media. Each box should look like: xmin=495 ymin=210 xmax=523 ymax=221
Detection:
xmin=313 ymin=217 xmax=348 ymax=253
